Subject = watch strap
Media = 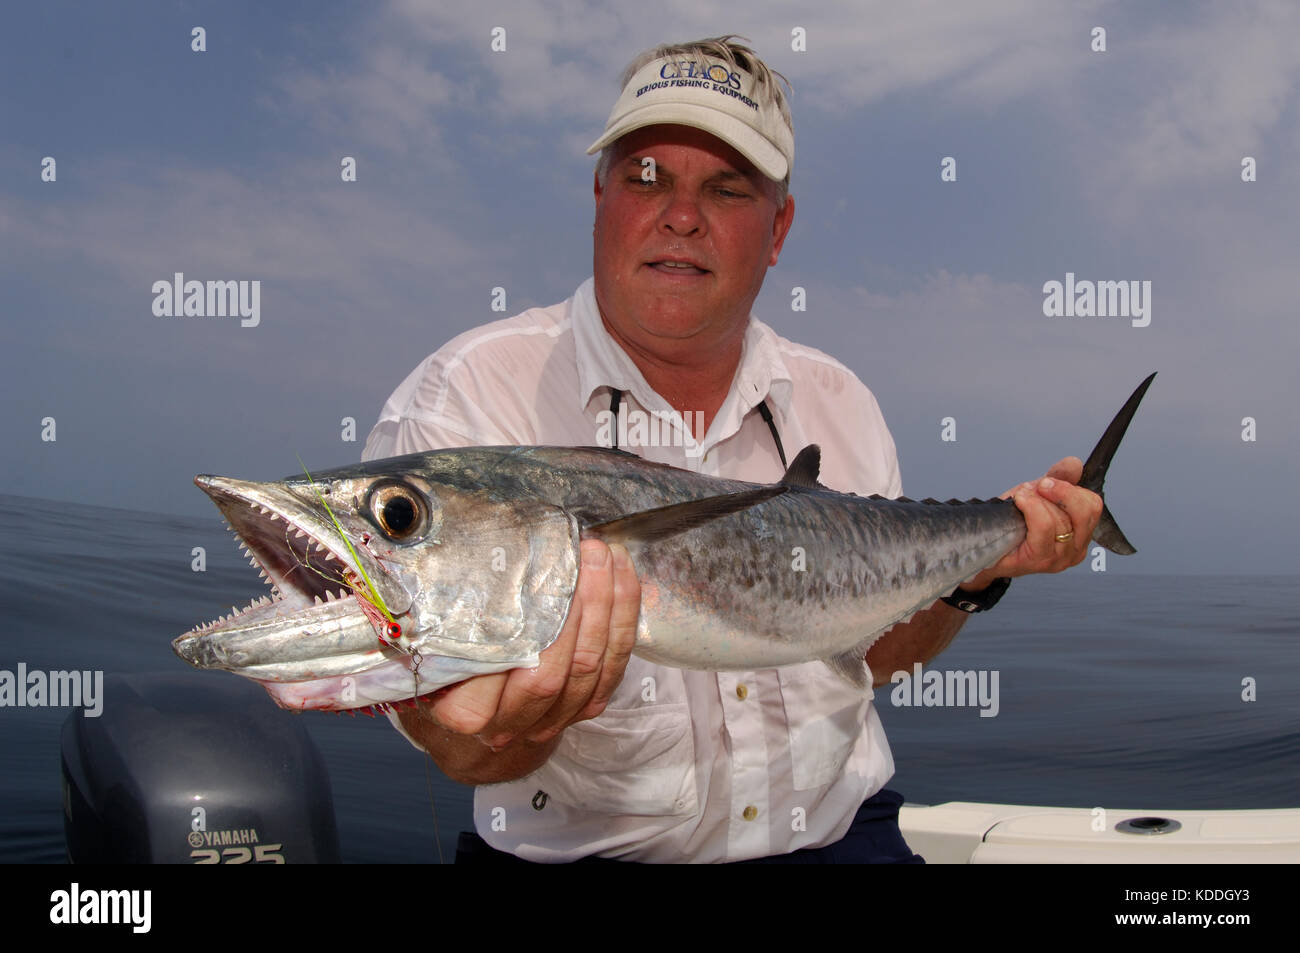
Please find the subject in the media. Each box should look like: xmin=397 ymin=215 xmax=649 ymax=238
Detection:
xmin=940 ymin=576 xmax=1012 ymax=613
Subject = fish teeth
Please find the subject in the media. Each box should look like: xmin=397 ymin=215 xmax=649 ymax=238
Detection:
xmin=325 ymin=590 xmax=336 ymax=602
xmin=314 ymin=595 xmax=323 ymax=605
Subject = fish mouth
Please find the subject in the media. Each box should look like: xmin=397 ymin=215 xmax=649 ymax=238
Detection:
xmin=201 ymin=474 xmax=359 ymax=611
xmin=173 ymin=474 xmax=406 ymax=673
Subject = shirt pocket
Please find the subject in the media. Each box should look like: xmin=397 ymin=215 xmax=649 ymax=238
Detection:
xmin=533 ymin=703 xmax=699 ymax=817
xmin=778 ymin=661 xmax=872 ymax=791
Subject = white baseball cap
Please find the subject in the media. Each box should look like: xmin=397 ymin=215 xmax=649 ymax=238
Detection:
xmin=587 ymin=54 xmax=794 ymax=181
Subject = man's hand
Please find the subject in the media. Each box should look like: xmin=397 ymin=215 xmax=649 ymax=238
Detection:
xmin=962 ymin=455 xmax=1102 ymax=591
xmin=396 ymin=539 xmax=641 ymax=784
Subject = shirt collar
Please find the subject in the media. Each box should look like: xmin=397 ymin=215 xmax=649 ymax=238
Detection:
xmin=572 ymin=277 xmax=793 ymax=423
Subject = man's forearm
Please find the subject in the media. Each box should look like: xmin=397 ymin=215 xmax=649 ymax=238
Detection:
xmin=864 ymin=567 xmax=1007 ymax=686
xmin=864 ymin=599 xmax=972 ymax=687
xmin=395 ymin=706 xmax=562 ymax=785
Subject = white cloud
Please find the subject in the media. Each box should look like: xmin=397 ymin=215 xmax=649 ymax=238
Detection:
xmin=1080 ymin=1 xmax=1300 ymax=193
xmin=10 ymin=158 xmax=491 ymax=321
xmin=382 ymin=0 xmax=1102 ymax=117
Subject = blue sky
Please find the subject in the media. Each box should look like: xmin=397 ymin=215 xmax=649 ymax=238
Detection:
xmin=4 ymin=0 xmax=1299 ymax=574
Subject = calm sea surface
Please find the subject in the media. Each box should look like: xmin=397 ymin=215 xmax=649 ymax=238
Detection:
xmin=1 ymin=493 xmax=1296 ymax=862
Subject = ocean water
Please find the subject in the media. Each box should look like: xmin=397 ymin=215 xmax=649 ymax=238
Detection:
xmin=1 ymin=493 xmax=1296 ymax=863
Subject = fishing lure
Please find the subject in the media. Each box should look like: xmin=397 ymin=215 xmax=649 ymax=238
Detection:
xmin=297 ymin=458 xmax=402 ymax=642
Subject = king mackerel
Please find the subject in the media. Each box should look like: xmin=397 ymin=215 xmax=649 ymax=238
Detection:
xmin=173 ymin=376 xmax=1156 ymax=714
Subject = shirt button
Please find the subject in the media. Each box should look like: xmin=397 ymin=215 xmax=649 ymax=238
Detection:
xmin=735 ymin=683 xmax=748 ymax=700
xmin=742 ymin=805 xmax=758 ymax=821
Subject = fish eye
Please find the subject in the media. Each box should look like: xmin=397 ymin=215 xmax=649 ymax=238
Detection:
xmin=367 ymin=482 xmax=426 ymax=540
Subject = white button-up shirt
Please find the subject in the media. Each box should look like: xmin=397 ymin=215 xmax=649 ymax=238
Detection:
xmin=363 ymin=278 xmax=904 ymax=863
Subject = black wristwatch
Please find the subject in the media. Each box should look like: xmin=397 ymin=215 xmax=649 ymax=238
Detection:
xmin=940 ymin=576 xmax=1011 ymax=613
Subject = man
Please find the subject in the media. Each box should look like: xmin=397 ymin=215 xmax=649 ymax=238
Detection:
xmin=362 ymin=36 xmax=1101 ymax=863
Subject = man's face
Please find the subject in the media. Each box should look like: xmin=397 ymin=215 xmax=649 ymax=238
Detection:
xmin=592 ymin=124 xmax=795 ymax=358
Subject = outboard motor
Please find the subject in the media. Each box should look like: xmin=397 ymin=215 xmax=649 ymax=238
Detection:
xmin=61 ymin=673 xmax=340 ymax=863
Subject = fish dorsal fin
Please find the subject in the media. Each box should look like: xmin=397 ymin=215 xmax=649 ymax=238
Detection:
xmin=585 ymin=486 xmax=787 ymax=545
xmin=780 ymin=445 xmax=823 ymax=488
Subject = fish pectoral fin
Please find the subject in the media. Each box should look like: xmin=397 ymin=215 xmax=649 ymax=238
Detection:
xmin=584 ymin=485 xmax=787 ymax=545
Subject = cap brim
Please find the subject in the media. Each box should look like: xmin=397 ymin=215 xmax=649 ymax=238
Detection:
xmin=586 ymin=103 xmax=788 ymax=182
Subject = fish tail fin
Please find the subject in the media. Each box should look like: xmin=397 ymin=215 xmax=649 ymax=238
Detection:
xmin=1078 ymin=373 xmax=1156 ymax=555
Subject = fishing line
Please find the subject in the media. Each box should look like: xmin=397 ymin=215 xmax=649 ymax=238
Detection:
xmin=422 ymin=747 xmax=445 ymax=865
xmin=410 ymin=649 xmax=445 ymax=864
xmin=296 ymin=456 xmax=397 ymax=627
xmin=279 ymin=537 xmax=403 ymax=648
xmin=280 ymin=521 xmax=353 ymax=592
xmin=290 ymin=458 xmax=444 ymax=858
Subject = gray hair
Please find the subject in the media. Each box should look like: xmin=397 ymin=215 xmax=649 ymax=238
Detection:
xmin=595 ymin=35 xmax=793 ymax=205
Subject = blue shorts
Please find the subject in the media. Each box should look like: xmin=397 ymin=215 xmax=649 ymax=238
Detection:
xmin=731 ymin=788 xmax=925 ymax=864
xmin=454 ymin=788 xmax=925 ymax=864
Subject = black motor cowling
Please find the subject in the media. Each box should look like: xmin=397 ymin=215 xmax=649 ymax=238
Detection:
xmin=62 ymin=672 xmax=339 ymax=863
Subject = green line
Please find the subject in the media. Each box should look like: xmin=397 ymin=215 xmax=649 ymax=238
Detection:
xmin=296 ymin=456 xmax=395 ymax=625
